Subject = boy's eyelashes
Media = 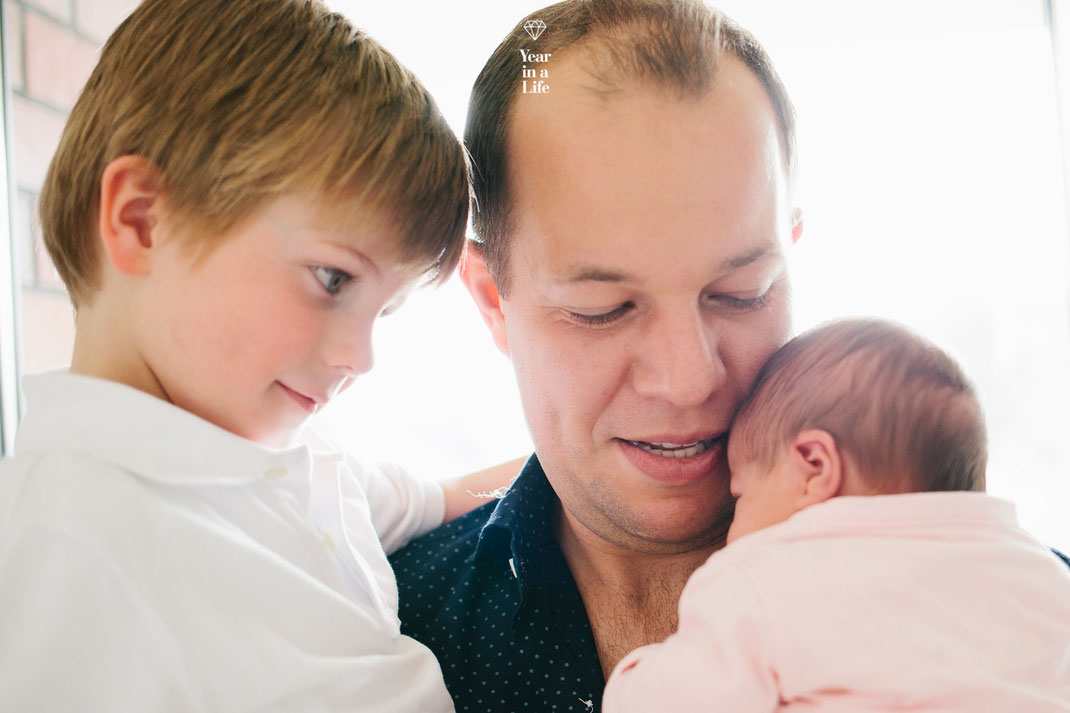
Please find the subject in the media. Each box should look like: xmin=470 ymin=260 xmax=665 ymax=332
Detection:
xmin=310 ymin=265 xmax=355 ymax=296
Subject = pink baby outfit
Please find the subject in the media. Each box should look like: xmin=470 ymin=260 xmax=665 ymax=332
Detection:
xmin=603 ymin=492 xmax=1070 ymax=712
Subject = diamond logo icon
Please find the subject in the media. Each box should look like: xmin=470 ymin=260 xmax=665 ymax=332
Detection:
xmin=524 ymin=19 xmax=546 ymax=41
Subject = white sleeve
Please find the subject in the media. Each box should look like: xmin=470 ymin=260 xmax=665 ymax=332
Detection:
xmin=602 ymin=558 xmax=779 ymax=713
xmin=0 ymin=520 xmax=456 ymax=713
xmin=0 ymin=525 xmax=199 ymax=712
xmin=346 ymin=456 xmax=445 ymax=554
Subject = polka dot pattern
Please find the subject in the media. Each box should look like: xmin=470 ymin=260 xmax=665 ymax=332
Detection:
xmin=392 ymin=455 xmax=605 ymax=713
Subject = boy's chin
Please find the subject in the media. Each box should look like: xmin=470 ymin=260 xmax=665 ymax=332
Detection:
xmin=214 ymin=415 xmax=303 ymax=450
xmin=250 ymin=426 xmax=302 ymax=450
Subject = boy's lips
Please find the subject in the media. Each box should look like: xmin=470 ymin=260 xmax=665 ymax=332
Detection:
xmin=277 ymin=382 xmax=320 ymax=414
xmin=616 ymin=433 xmax=726 ymax=485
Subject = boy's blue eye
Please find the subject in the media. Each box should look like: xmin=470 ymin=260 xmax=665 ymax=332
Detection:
xmin=311 ymin=266 xmax=353 ymax=295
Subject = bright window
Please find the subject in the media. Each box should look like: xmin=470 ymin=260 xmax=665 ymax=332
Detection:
xmin=323 ymin=0 xmax=1070 ymax=547
xmin=5 ymin=1 xmax=1068 ymax=547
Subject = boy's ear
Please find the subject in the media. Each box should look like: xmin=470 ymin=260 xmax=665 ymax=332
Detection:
xmin=459 ymin=244 xmax=509 ymax=357
xmin=790 ymin=429 xmax=842 ymax=507
xmin=790 ymin=207 xmax=804 ymax=245
xmin=98 ymin=155 xmax=167 ymax=276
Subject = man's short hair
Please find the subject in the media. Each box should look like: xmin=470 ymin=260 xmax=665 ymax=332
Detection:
xmin=465 ymin=0 xmax=797 ymax=294
xmin=41 ymin=0 xmax=468 ymax=307
xmin=729 ymin=318 xmax=988 ymax=494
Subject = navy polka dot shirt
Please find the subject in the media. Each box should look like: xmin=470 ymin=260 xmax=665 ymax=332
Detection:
xmin=393 ymin=457 xmax=1070 ymax=713
xmin=391 ymin=455 xmax=605 ymax=713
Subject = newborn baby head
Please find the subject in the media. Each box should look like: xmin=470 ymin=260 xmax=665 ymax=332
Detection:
xmin=725 ymin=318 xmax=987 ymax=543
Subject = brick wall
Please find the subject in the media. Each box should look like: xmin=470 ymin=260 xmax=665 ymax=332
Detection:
xmin=4 ymin=0 xmax=136 ymax=371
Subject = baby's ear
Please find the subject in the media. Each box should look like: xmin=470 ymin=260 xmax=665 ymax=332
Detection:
xmin=98 ymin=155 xmax=167 ymax=276
xmin=790 ymin=206 xmax=803 ymax=245
xmin=790 ymin=429 xmax=843 ymax=507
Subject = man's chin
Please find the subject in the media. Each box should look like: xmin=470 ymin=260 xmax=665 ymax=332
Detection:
xmin=629 ymin=510 xmax=733 ymax=554
xmin=563 ymin=494 xmax=735 ymax=556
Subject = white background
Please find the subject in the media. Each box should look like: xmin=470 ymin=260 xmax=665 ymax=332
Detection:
xmin=313 ymin=0 xmax=1070 ymax=548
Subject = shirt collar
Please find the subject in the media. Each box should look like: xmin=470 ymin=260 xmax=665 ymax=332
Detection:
xmin=476 ymin=454 xmax=563 ymax=570
xmin=15 ymin=370 xmax=313 ymax=485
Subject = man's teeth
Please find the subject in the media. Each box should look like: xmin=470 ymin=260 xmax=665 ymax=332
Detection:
xmin=628 ymin=438 xmax=715 ymax=458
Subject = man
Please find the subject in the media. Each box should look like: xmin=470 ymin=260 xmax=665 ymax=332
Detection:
xmin=390 ymin=1 xmax=801 ymax=711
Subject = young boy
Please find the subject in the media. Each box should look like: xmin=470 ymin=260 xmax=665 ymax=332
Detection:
xmin=604 ymin=318 xmax=1070 ymax=712
xmin=0 ymin=1 xmax=513 ymax=710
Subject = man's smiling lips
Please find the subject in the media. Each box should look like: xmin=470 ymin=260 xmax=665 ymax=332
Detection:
xmin=616 ymin=433 xmax=726 ymax=485
xmin=624 ymin=437 xmax=717 ymax=458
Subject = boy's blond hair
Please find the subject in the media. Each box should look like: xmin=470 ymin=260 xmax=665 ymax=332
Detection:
xmin=41 ymin=0 xmax=468 ymax=307
xmin=729 ymin=319 xmax=988 ymax=494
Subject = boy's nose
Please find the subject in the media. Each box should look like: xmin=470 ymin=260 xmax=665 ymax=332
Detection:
xmin=324 ymin=323 xmax=375 ymax=377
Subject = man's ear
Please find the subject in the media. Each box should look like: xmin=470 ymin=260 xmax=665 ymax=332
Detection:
xmin=790 ymin=429 xmax=842 ymax=507
xmin=98 ymin=155 xmax=166 ymax=276
xmin=459 ymin=243 xmax=509 ymax=357
xmin=790 ymin=207 xmax=804 ymax=245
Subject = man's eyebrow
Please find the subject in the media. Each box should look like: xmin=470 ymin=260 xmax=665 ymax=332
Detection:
xmin=554 ymin=244 xmax=780 ymax=284
xmin=325 ymin=240 xmax=381 ymax=277
xmin=721 ymin=244 xmax=779 ymax=271
xmin=556 ymin=267 xmax=630 ymax=284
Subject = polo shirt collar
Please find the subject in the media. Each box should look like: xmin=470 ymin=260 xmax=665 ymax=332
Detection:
xmin=15 ymin=371 xmax=312 ymax=486
xmin=476 ymin=454 xmax=565 ymax=576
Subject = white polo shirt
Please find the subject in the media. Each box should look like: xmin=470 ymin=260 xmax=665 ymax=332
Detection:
xmin=0 ymin=371 xmax=453 ymax=712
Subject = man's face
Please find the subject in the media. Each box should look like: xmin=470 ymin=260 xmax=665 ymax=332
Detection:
xmin=495 ymin=56 xmax=800 ymax=553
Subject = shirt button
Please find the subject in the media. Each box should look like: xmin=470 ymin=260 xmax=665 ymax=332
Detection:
xmin=321 ymin=531 xmax=337 ymax=551
xmin=262 ymin=466 xmax=288 ymax=480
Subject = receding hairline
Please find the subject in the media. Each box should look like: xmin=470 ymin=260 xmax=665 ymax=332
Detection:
xmin=505 ymin=38 xmax=793 ymax=172
xmin=500 ymin=45 xmax=793 ymax=291
xmin=465 ymin=0 xmax=798 ymax=296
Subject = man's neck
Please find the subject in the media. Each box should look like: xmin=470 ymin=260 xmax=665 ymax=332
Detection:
xmin=554 ymin=506 xmax=725 ymax=680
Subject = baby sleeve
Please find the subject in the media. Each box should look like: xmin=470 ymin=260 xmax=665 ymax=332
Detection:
xmin=602 ymin=558 xmax=779 ymax=713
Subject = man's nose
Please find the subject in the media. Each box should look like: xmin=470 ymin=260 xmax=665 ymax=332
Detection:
xmin=629 ymin=308 xmax=727 ymax=407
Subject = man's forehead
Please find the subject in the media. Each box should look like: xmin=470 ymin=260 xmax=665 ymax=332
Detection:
xmin=500 ymin=43 xmax=793 ymax=295
xmin=507 ymin=53 xmax=784 ymax=193
xmin=511 ymin=48 xmax=770 ymax=132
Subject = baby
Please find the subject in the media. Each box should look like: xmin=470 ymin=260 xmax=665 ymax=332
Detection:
xmin=0 ymin=1 xmax=515 ymax=711
xmin=604 ymin=318 xmax=1070 ymax=711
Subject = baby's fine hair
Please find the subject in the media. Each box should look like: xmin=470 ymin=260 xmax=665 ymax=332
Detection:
xmin=730 ymin=318 xmax=987 ymax=493
xmin=40 ymin=0 xmax=468 ymax=307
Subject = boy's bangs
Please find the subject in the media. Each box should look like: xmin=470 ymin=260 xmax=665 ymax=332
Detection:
xmin=301 ymin=96 xmax=469 ymax=287
xmin=40 ymin=0 xmax=468 ymax=306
